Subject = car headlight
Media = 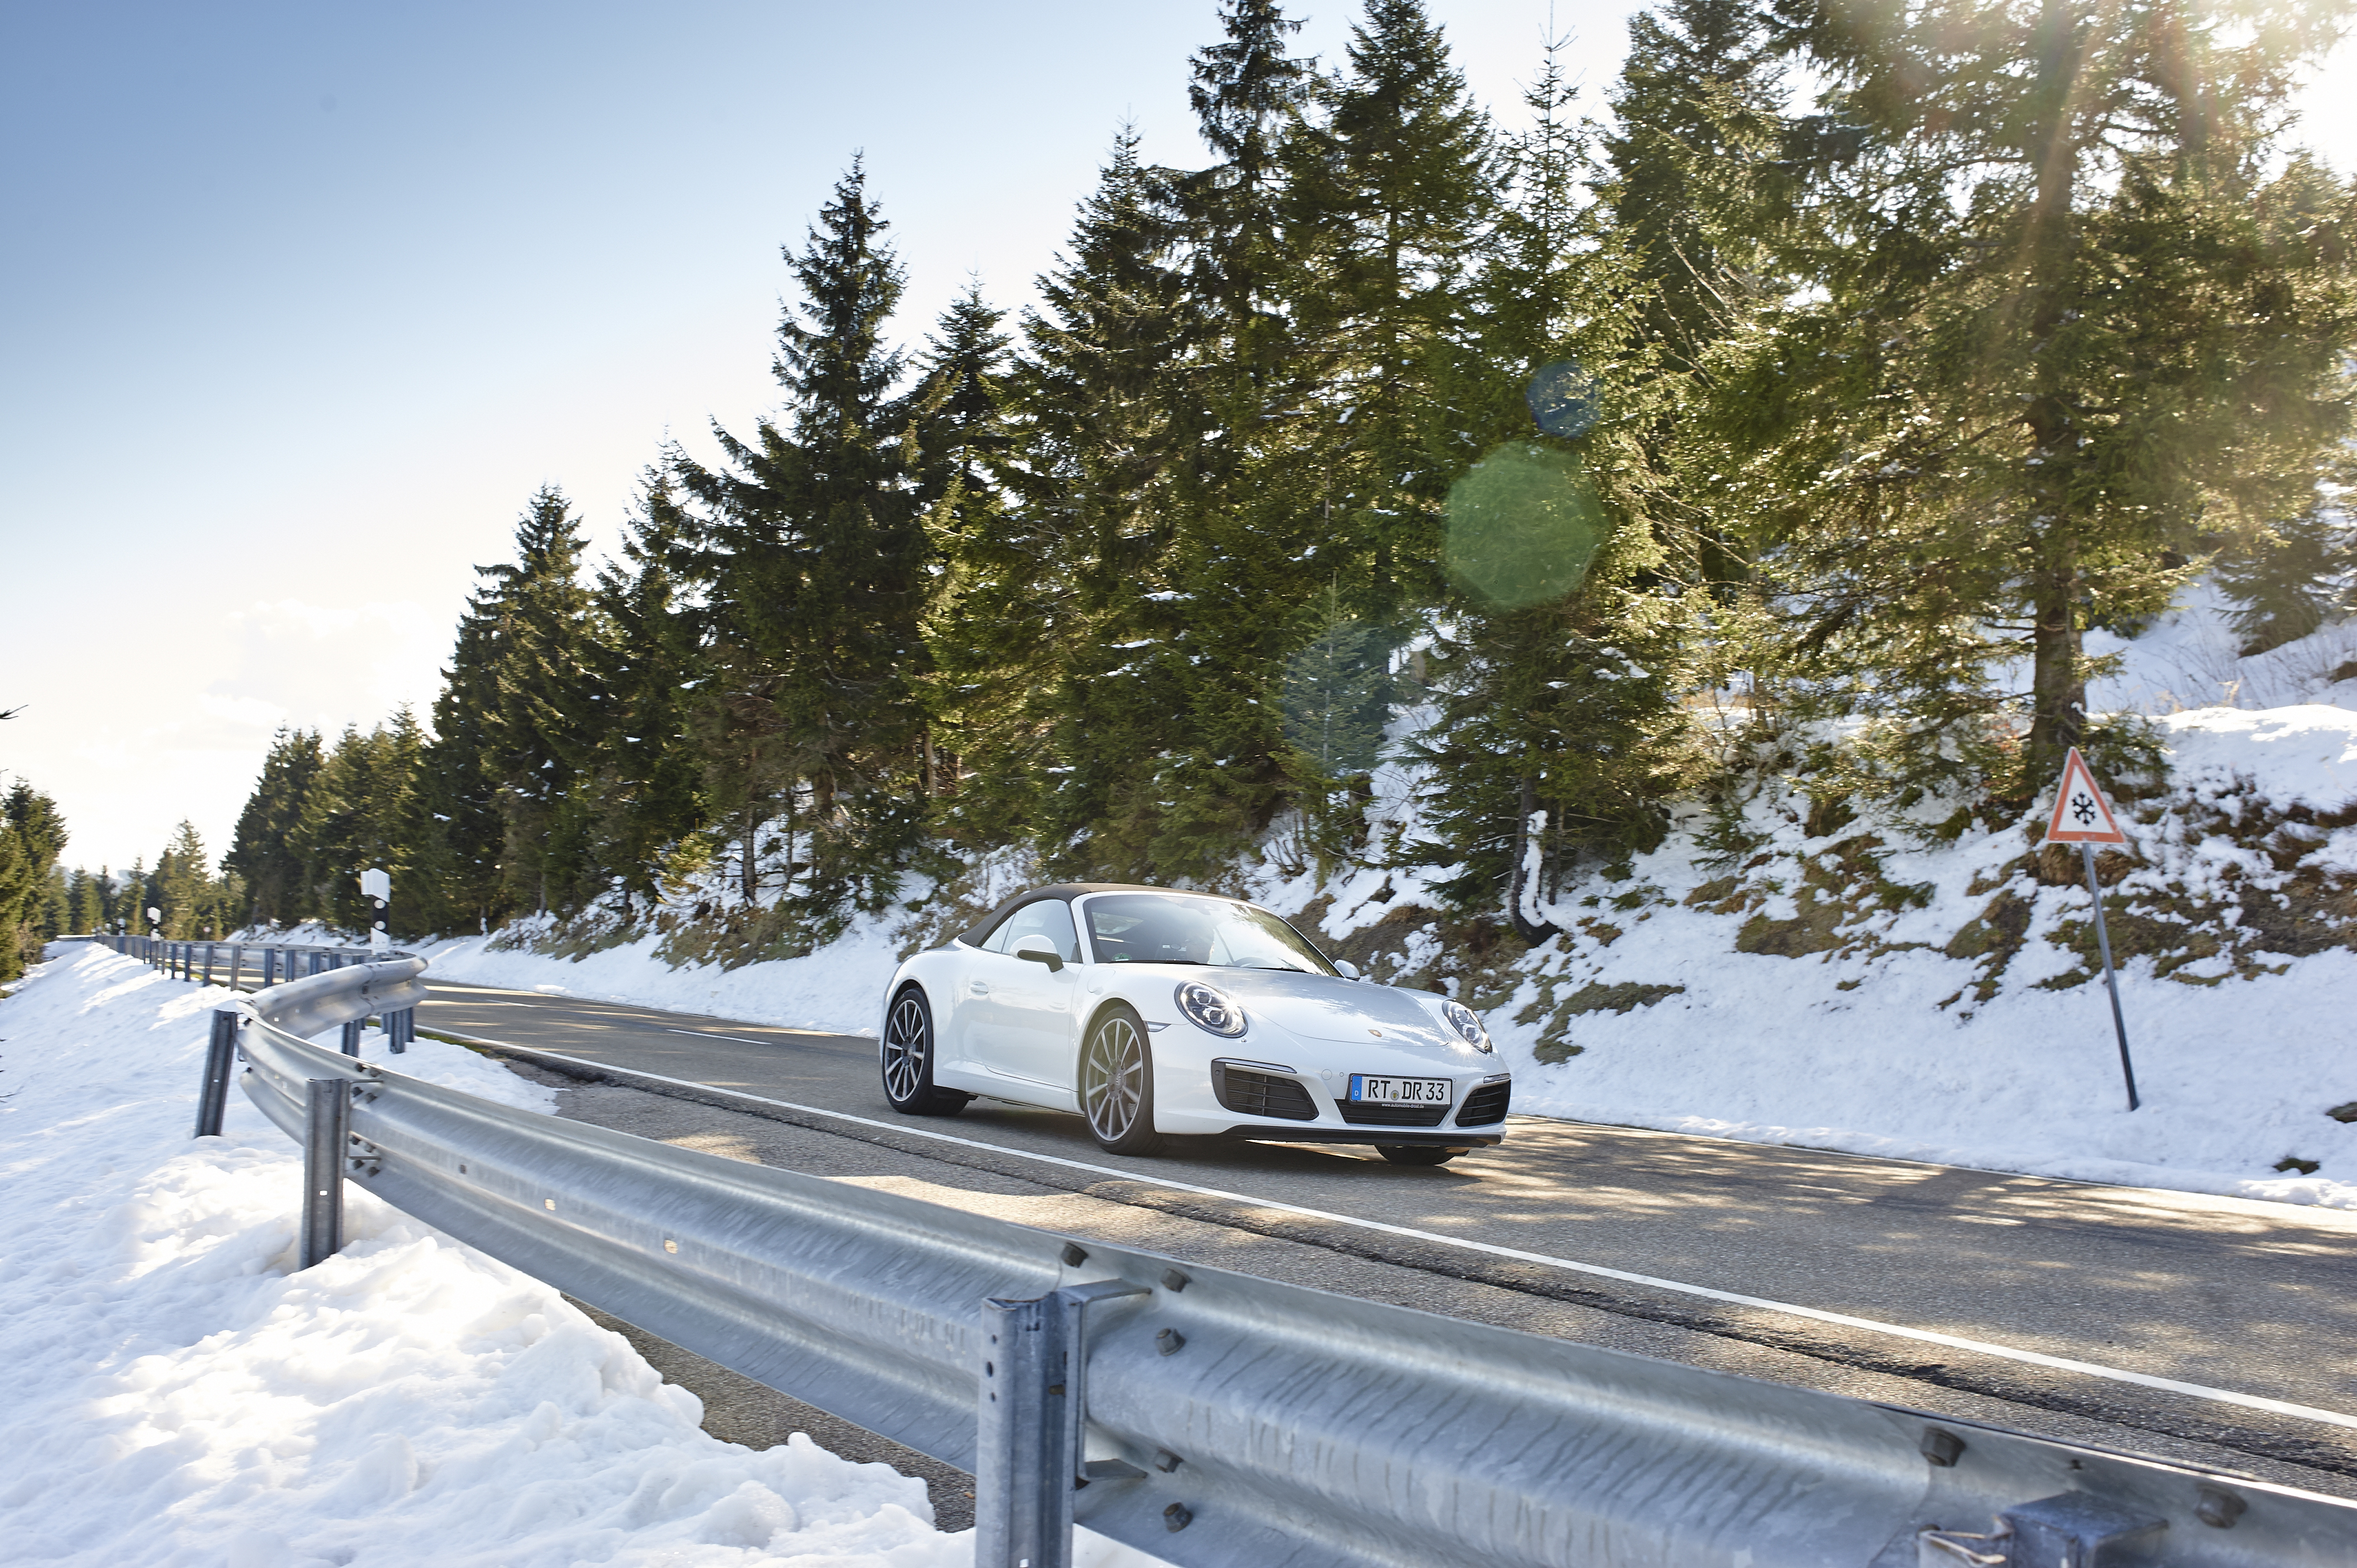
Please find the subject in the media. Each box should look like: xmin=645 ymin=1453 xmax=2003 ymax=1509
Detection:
xmin=1441 ymin=998 xmax=1491 ymax=1051
xmin=1175 ymin=981 xmax=1246 ymax=1037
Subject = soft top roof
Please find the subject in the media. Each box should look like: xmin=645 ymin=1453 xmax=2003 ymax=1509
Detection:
xmin=959 ymin=883 xmax=1233 ymax=946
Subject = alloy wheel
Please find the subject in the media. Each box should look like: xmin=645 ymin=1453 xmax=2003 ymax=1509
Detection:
xmin=1082 ymin=1014 xmax=1147 ymax=1142
xmin=882 ymin=992 xmax=929 ymax=1103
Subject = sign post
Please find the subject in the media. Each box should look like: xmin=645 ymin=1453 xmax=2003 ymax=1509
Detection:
xmin=359 ymin=868 xmax=391 ymax=953
xmin=2045 ymin=749 xmax=2138 ymax=1111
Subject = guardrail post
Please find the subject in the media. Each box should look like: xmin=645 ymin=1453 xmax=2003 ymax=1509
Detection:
xmin=300 ymin=1078 xmax=348 ymax=1267
xmin=389 ymin=1007 xmax=410 ymax=1054
xmin=340 ymin=1017 xmax=363 ymax=1056
xmin=975 ymin=1280 xmax=1149 ymax=1568
xmin=976 ymin=1293 xmax=1073 ymax=1568
xmin=195 ymin=1009 xmax=240 ymax=1137
xmin=202 ymin=943 xmax=215 ymax=985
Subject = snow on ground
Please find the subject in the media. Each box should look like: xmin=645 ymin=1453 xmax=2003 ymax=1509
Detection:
xmin=0 ymin=943 xmax=1157 ymax=1567
xmin=2086 ymin=576 xmax=2357 ymax=716
xmin=1282 ymin=701 xmax=2357 ymax=1212
xmin=416 ymin=913 xmax=902 ymax=1040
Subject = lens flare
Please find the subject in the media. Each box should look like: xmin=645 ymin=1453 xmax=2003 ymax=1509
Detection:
xmin=1525 ymin=361 xmax=1599 ymax=439
xmin=1444 ymin=443 xmax=1609 ymax=609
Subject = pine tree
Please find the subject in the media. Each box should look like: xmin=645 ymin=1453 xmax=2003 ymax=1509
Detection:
xmin=227 ymin=727 xmax=325 ymax=927
xmin=1288 ymin=0 xmax=1497 ymax=607
xmin=1602 ymin=0 xmax=1787 ymax=384
xmin=1725 ymin=0 xmax=2357 ymax=798
xmin=910 ymin=280 xmax=1039 ymax=844
xmin=548 ymin=471 xmax=709 ymax=918
xmin=424 ymin=590 xmax=510 ymax=931
xmin=676 ymin=160 xmax=932 ymax=928
xmin=1409 ymin=23 xmax=1715 ymax=926
xmin=297 ymin=714 xmax=431 ymax=933
xmin=154 ymin=819 xmax=214 ymax=938
xmin=424 ymin=488 xmax=596 ymax=921
xmin=0 ymin=782 xmax=63 ymax=978
xmin=1013 ymin=132 xmax=1198 ymax=877
xmin=68 ymin=866 xmax=104 ymax=935
xmin=1180 ymin=0 xmax=1313 ymax=360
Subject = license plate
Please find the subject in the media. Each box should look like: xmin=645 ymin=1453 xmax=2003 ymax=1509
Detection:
xmin=1349 ymin=1074 xmax=1452 ymax=1106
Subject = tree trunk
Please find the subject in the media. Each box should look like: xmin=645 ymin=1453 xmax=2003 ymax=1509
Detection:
xmin=2026 ymin=535 xmax=2085 ymax=778
xmin=740 ymin=801 xmax=758 ymax=907
xmin=2021 ymin=0 xmax=2086 ymax=787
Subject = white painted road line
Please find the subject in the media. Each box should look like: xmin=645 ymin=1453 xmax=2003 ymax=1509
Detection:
xmin=423 ymin=1029 xmax=2357 ymax=1436
xmin=665 ymin=1028 xmax=794 ymax=1048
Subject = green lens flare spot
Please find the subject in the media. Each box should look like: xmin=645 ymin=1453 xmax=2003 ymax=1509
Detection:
xmin=1445 ymin=444 xmax=1608 ymax=609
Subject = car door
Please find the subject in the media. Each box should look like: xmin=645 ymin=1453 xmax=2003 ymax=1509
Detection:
xmin=969 ymin=898 xmax=1083 ymax=1086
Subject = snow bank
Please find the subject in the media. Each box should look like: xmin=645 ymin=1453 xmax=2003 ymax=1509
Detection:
xmin=1470 ymin=700 xmax=2357 ymax=1211
xmin=2157 ymin=704 xmax=2357 ymax=811
xmin=416 ymin=915 xmax=904 ymax=1039
xmin=0 ymin=944 xmax=965 ymax=1566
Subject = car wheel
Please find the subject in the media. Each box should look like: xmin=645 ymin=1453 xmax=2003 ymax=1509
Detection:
xmin=881 ymin=986 xmax=970 ymax=1116
xmin=1079 ymin=1003 xmax=1165 ymax=1156
xmin=1376 ymin=1145 xmax=1465 ymax=1167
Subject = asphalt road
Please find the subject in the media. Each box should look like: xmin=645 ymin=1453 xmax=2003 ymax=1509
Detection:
xmin=415 ymin=977 xmax=2357 ymax=1495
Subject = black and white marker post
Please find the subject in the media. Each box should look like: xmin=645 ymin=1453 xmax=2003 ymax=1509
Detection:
xmin=360 ymin=866 xmax=391 ymax=954
xmin=2045 ymin=748 xmax=2139 ymax=1111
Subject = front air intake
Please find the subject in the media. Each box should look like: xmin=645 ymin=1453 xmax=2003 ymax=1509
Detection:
xmin=1211 ymin=1061 xmax=1318 ymax=1121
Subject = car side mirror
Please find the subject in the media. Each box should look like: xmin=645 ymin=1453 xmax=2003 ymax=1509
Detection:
xmin=1335 ymin=959 xmax=1361 ymax=980
xmin=1012 ymin=936 xmax=1065 ymax=972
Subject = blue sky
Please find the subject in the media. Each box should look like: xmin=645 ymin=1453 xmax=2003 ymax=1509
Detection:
xmin=7 ymin=0 xmax=2357 ymax=877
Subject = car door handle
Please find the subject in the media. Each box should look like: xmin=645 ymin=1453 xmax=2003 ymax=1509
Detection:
xmin=969 ymin=981 xmax=990 ymax=996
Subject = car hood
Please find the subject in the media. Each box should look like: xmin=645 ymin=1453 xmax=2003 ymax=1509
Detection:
xmin=1172 ymin=967 xmax=1457 ymax=1049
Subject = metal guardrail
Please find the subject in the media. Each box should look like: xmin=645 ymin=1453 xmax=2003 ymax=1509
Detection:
xmin=96 ymin=931 xmax=418 ymax=1052
xmin=117 ymin=942 xmax=2357 ymax=1567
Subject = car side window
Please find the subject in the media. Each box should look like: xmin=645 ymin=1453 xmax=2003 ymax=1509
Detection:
xmin=982 ymin=899 xmax=1080 ymax=962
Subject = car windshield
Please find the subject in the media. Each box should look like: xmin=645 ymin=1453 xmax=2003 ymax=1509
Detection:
xmin=1082 ymin=893 xmax=1336 ymax=975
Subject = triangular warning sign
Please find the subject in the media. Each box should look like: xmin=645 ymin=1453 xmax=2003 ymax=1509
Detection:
xmin=2045 ymin=747 xmax=2127 ymax=845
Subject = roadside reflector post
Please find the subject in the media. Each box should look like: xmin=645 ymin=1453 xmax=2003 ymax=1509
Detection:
xmin=194 ymin=1009 xmax=240 ymax=1138
xmin=2045 ymin=747 xmax=2139 ymax=1112
xmin=300 ymin=1077 xmax=348 ymax=1267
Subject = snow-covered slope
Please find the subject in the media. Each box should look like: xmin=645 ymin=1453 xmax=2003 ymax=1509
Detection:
xmin=1397 ymin=703 xmax=2357 ymax=1212
xmin=0 ymin=943 xmax=969 ymax=1567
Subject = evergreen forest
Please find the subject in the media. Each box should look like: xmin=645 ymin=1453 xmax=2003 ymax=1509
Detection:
xmin=183 ymin=0 xmax=2357 ymax=952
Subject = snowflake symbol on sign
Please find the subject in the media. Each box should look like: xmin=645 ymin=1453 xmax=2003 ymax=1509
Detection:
xmin=2071 ymin=793 xmax=2097 ymax=826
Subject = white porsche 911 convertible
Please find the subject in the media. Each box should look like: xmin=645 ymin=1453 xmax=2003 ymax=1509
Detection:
xmin=876 ymin=884 xmax=1510 ymax=1165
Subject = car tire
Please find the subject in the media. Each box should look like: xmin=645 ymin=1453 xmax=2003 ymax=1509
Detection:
xmin=1079 ymin=1002 xmax=1166 ymax=1156
xmin=1376 ymin=1144 xmax=1465 ymax=1167
xmin=881 ymin=985 xmax=970 ymax=1116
